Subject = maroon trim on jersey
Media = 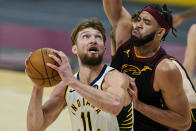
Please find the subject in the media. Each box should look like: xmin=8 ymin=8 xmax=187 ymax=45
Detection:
xmin=132 ymin=46 xmax=164 ymax=62
xmin=150 ymin=55 xmax=168 ymax=92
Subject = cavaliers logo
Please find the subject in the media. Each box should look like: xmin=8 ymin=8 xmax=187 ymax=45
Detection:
xmin=121 ymin=64 xmax=152 ymax=75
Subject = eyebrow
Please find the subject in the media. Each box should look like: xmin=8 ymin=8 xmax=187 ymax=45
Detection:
xmin=80 ymin=31 xmax=89 ymax=36
xmin=80 ymin=31 xmax=102 ymax=36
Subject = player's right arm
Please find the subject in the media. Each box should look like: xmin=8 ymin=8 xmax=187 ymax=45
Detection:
xmin=173 ymin=7 xmax=196 ymax=27
xmin=27 ymin=81 xmax=67 ymax=131
xmin=102 ymin=0 xmax=132 ymax=49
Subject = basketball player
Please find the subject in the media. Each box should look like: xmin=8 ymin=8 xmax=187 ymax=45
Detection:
xmin=173 ymin=7 xmax=196 ymax=131
xmin=109 ymin=10 xmax=196 ymax=131
xmin=26 ymin=18 xmax=133 ymax=131
xmin=102 ymin=0 xmax=191 ymax=130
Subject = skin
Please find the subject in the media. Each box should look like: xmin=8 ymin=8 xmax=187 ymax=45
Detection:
xmin=183 ymin=24 xmax=196 ymax=78
xmin=182 ymin=24 xmax=196 ymax=109
xmin=103 ymin=0 xmax=191 ymax=130
xmin=173 ymin=8 xmax=196 ymax=109
xmin=27 ymin=27 xmax=131 ymax=131
xmin=173 ymin=8 xmax=196 ymax=27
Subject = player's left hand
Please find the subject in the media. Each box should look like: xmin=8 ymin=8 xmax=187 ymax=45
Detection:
xmin=127 ymin=77 xmax=140 ymax=109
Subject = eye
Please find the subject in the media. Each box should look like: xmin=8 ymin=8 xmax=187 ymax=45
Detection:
xmin=82 ymin=34 xmax=89 ymax=39
xmin=145 ymin=21 xmax=150 ymax=25
xmin=143 ymin=19 xmax=151 ymax=25
xmin=95 ymin=35 xmax=102 ymax=40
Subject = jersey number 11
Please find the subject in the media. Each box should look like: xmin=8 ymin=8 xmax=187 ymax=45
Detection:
xmin=81 ymin=111 xmax=92 ymax=131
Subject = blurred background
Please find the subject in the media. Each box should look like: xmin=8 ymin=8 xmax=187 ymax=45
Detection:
xmin=0 ymin=0 xmax=195 ymax=131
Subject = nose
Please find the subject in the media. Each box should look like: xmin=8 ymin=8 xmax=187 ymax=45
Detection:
xmin=89 ymin=36 xmax=97 ymax=44
xmin=135 ymin=20 xmax=143 ymax=29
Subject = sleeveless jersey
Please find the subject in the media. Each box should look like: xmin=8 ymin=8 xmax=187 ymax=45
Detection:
xmin=111 ymin=40 xmax=173 ymax=131
xmin=170 ymin=58 xmax=196 ymax=131
xmin=65 ymin=65 xmax=120 ymax=131
xmin=189 ymin=109 xmax=196 ymax=131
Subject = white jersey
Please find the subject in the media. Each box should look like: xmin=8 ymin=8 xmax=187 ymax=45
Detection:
xmin=65 ymin=65 xmax=120 ymax=131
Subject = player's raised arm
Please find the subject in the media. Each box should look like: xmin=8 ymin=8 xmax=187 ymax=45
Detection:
xmin=102 ymin=0 xmax=132 ymax=49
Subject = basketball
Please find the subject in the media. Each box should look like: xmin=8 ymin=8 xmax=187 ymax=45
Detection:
xmin=25 ymin=48 xmax=61 ymax=87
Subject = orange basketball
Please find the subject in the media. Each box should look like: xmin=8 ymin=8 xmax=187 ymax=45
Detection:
xmin=26 ymin=48 xmax=61 ymax=87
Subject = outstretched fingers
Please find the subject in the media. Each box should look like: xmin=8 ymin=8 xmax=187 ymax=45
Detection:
xmin=47 ymin=62 xmax=58 ymax=71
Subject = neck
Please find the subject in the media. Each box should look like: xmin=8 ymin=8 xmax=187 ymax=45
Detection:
xmin=78 ymin=63 xmax=104 ymax=84
xmin=134 ymin=41 xmax=160 ymax=58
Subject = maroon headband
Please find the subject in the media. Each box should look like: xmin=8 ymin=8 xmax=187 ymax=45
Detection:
xmin=142 ymin=6 xmax=170 ymax=34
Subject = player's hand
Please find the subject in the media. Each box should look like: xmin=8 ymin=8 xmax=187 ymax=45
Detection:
xmin=47 ymin=50 xmax=74 ymax=85
xmin=127 ymin=77 xmax=140 ymax=109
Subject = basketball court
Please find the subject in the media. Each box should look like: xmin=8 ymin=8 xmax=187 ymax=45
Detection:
xmin=0 ymin=0 xmax=196 ymax=131
xmin=0 ymin=69 xmax=72 ymax=131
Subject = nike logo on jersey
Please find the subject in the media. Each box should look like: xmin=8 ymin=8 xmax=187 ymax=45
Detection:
xmin=93 ymin=84 xmax=98 ymax=89
xmin=123 ymin=49 xmax=131 ymax=58
xmin=69 ymin=89 xmax=75 ymax=93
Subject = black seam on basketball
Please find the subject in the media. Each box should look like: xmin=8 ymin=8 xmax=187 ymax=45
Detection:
xmin=41 ymin=48 xmax=52 ymax=86
xmin=28 ymin=57 xmax=45 ymax=86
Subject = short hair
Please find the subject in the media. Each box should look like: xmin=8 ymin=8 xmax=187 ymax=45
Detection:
xmin=71 ymin=18 xmax=106 ymax=46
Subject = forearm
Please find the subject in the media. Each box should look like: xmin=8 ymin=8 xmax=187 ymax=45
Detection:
xmin=69 ymin=79 xmax=123 ymax=115
xmin=179 ymin=8 xmax=196 ymax=20
xmin=27 ymin=86 xmax=44 ymax=131
xmin=135 ymin=102 xmax=190 ymax=130
xmin=102 ymin=0 xmax=122 ymax=26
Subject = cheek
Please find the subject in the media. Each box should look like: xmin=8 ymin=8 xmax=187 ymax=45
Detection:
xmin=141 ymin=26 xmax=152 ymax=35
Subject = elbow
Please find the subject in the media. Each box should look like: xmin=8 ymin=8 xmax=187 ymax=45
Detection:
xmin=177 ymin=116 xmax=192 ymax=131
xmin=110 ymin=100 xmax=123 ymax=116
xmin=183 ymin=118 xmax=192 ymax=131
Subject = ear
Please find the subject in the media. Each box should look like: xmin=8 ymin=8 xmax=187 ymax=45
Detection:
xmin=156 ymin=28 xmax=165 ymax=40
xmin=72 ymin=45 xmax=77 ymax=55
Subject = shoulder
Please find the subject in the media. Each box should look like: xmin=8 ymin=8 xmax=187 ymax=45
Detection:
xmin=156 ymin=58 xmax=181 ymax=75
xmin=105 ymin=69 xmax=129 ymax=87
xmin=155 ymin=59 xmax=182 ymax=91
xmin=50 ymin=81 xmax=68 ymax=99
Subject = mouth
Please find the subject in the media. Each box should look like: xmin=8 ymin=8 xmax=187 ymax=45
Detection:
xmin=132 ymin=29 xmax=140 ymax=37
xmin=88 ymin=47 xmax=99 ymax=54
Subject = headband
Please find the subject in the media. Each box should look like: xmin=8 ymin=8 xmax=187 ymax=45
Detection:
xmin=142 ymin=6 xmax=170 ymax=35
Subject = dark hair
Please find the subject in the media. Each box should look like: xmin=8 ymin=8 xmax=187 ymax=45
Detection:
xmin=132 ymin=4 xmax=176 ymax=41
xmin=71 ymin=18 xmax=106 ymax=45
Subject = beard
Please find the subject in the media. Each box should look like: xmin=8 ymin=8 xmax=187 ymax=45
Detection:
xmin=78 ymin=52 xmax=104 ymax=66
xmin=130 ymin=30 xmax=156 ymax=47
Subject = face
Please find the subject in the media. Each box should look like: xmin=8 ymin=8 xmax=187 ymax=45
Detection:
xmin=131 ymin=11 xmax=160 ymax=46
xmin=73 ymin=27 xmax=105 ymax=66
